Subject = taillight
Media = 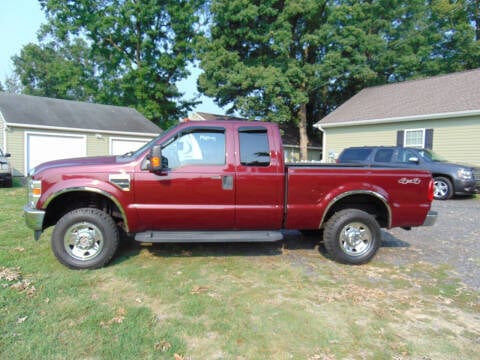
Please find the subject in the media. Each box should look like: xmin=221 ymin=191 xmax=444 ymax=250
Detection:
xmin=428 ymin=178 xmax=434 ymax=202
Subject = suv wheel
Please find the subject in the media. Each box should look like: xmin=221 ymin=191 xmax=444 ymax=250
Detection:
xmin=433 ymin=176 xmax=453 ymax=200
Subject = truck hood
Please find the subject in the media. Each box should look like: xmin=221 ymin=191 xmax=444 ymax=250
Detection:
xmin=31 ymin=155 xmax=121 ymax=176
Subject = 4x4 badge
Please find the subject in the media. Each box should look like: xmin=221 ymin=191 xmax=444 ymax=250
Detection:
xmin=398 ymin=177 xmax=421 ymax=185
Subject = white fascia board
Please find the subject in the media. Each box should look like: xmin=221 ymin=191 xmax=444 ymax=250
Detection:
xmin=314 ymin=109 xmax=480 ymax=129
xmin=5 ymin=122 xmax=159 ymax=137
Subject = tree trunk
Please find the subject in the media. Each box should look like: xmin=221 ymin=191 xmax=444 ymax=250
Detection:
xmin=298 ymin=103 xmax=308 ymax=161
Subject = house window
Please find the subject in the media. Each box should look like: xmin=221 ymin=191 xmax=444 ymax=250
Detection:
xmin=397 ymin=129 xmax=434 ymax=149
xmin=404 ymin=129 xmax=425 ymax=148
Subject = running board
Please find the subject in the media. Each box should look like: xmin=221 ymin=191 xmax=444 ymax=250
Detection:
xmin=135 ymin=230 xmax=284 ymax=243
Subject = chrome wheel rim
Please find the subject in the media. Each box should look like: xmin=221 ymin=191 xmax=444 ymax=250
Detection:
xmin=339 ymin=222 xmax=373 ymax=257
xmin=434 ymin=180 xmax=448 ymax=198
xmin=64 ymin=222 xmax=104 ymax=261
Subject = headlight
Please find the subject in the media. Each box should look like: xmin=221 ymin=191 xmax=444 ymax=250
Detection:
xmin=0 ymin=163 xmax=8 ymax=170
xmin=457 ymin=168 xmax=473 ymax=180
xmin=27 ymin=178 xmax=42 ymax=208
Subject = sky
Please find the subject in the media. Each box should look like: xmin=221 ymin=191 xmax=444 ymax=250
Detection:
xmin=0 ymin=0 xmax=224 ymax=116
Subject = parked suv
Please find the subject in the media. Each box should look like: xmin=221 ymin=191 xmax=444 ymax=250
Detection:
xmin=0 ymin=149 xmax=13 ymax=188
xmin=337 ymin=146 xmax=479 ymax=200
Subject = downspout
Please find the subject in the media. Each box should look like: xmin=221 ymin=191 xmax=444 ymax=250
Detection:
xmin=314 ymin=123 xmax=326 ymax=162
xmin=0 ymin=110 xmax=7 ymax=152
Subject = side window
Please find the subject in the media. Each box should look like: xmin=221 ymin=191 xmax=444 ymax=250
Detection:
xmin=374 ymin=149 xmax=394 ymax=163
xmin=239 ymin=127 xmax=270 ymax=166
xmin=396 ymin=149 xmax=418 ymax=163
xmin=339 ymin=148 xmax=372 ymax=162
xmin=162 ymin=129 xmax=225 ymax=168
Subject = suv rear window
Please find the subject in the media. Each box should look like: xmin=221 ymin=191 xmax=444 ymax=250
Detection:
xmin=339 ymin=148 xmax=372 ymax=162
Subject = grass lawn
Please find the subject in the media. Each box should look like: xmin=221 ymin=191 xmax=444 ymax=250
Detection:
xmin=1 ymin=186 xmax=480 ymax=359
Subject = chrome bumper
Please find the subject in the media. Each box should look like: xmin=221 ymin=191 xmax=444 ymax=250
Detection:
xmin=422 ymin=210 xmax=438 ymax=226
xmin=24 ymin=205 xmax=45 ymax=240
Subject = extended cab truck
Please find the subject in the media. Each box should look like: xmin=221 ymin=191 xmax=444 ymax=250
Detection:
xmin=24 ymin=121 xmax=437 ymax=269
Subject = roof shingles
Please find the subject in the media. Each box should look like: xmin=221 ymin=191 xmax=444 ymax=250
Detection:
xmin=318 ymin=68 xmax=480 ymax=125
xmin=0 ymin=93 xmax=160 ymax=134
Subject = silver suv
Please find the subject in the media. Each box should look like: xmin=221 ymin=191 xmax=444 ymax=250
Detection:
xmin=0 ymin=149 xmax=12 ymax=187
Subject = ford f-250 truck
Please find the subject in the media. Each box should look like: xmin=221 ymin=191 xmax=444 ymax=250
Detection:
xmin=24 ymin=120 xmax=437 ymax=269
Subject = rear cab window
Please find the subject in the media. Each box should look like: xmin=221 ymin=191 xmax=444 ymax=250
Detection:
xmin=238 ymin=126 xmax=270 ymax=166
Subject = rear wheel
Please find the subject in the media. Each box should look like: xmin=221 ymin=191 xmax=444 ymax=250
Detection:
xmin=323 ymin=209 xmax=381 ymax=265
xmin=51 ymin=208 xmax=119 ymax=269
xmin=433 ymin=176 xmax=453 ymax=200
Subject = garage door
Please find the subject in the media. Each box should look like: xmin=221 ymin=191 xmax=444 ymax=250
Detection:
xmin=110 ymin=137 xmax=150 ymax=155
xmin=26 ymin=132 xmax=86 ymax=173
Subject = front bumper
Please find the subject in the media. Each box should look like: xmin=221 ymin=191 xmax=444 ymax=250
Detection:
xmin=24 ymin=205 xmax=45 ymax=240
xmin=422 ymin=210 xmax=438 ymax=226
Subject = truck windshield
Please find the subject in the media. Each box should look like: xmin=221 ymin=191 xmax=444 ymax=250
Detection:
xmin=418 ymin=149 xmax=447 ymax=162
xmin=120 ymin=124 xmax=180 ymax=158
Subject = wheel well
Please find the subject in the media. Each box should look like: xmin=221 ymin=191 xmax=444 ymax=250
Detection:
xmin=43 ymin=191 xmax=126 ymax=231
xmin=323 ymin=194 xmax=390 ymax=228
xmin=432 ymin=174 xmax=452 ymax=182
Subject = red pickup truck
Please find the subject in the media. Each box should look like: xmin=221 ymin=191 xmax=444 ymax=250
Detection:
xmin=24 ymin=120 xmax=437 ymax=269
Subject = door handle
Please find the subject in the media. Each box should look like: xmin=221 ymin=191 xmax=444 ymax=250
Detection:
xmin=222 ymin=175 xmax=233 ymax=190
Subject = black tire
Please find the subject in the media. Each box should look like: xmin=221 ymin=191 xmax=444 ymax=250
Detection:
xmin=433 ymin=176 xmax=453 ymax=200
xmin=51 ymin=208 xmax=119 ymax=269
xmin=323 ymin=209 xmax=381 ymax=265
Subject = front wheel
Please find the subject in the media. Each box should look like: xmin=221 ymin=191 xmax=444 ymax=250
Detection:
xmin=433 ymin=176 xmax=453 ymax=200
xmin=51 ymin=208 xmax=119 ymax=269
xmin=323 ymin=209 xmax=381 ymax=265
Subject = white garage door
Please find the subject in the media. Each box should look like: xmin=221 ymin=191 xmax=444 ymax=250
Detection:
xmin=110 ymin=137 xmax=150 ymax=155
xmin=26 ymin=132 xmax=86 ymax=173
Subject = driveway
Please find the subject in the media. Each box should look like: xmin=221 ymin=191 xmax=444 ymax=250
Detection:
xmin=379 ymin=198 xmax=480 ymax=291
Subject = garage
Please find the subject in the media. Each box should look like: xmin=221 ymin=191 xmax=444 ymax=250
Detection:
xmin=26 ymin=132 xmax=86 ymax=173
xmin=109 ymin=137 xmax=150 ymax=156
xmin=0 ymin=93 xmax=161 ymax=177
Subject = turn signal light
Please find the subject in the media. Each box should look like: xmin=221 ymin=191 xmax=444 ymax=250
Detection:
xmin=151 ymin=156 xmax=160 ymax=168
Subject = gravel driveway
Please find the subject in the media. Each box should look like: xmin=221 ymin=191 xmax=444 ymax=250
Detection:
xmin=379 ymin=197 xmax=480 ymax=291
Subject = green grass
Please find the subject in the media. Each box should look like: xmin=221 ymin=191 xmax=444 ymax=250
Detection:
xmin=1 ymin=186 xmax=480 ymax=359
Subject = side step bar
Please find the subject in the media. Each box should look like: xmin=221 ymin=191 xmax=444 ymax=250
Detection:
xmin=135 ymin=230 xmax=284 ymax=243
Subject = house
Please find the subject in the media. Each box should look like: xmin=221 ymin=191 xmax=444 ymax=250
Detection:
xmin=315 ymin=69 xmax=480 ymax=166
xmin=0 ymin=93 xmax=161 ymax=177
xmin=189 ymin=112 xmax=322 ymax=162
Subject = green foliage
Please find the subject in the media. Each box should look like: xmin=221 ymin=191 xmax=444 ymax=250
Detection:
xmin=13 ymin=39 xmax=98 ymax=101
xmin=13 ymin=0 xmax=207 ymax=127
xmin=198 ymin=0 xmax=480 ymax=159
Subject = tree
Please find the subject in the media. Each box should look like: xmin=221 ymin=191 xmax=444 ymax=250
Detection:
xmin=198 ymin=0 xmax=480 ymax=160
xmin=30 ymin=0 xmax=206 ymax=127
xmin=12 ymin=39 xmax=98 ymax=100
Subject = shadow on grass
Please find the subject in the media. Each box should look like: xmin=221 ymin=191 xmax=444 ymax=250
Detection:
xmin=113 ymin=230 xmax=322 ymax=265
xmin=113 ymin=229 xmax=411 ymax=266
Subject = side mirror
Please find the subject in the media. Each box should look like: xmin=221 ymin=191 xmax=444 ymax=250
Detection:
xmin=4 ymin=153 xmax=10 ymax=158
xmin=408 ymin=156 xmax=419 ymax=164
xmin=149 ymin=145 xmax=168 ymax=173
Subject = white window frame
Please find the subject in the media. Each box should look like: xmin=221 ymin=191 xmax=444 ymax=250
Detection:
xmin=404 ymin=128 xmax=425 ymax=148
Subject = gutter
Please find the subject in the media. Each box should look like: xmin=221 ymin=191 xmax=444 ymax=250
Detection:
xmin=5 ymin=122 xmax=160 ymax=137
xmin=315 ymin=109 xmax=480 ymax=129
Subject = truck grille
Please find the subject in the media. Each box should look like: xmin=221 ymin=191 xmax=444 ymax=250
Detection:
xmin=474 ymin=167 xmax=480 ymax=192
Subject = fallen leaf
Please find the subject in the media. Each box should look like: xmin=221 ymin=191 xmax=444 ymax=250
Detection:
xmin=0 ymin=267 xmax=21 ymax=281
xmin=174 ymin=354 xmax=184 ymax=360
xmin=17 ymin=316 xmax=28 ymax=324
xmin=154 ymin=340 xmax=171 ymax=352
xmin=191 ymin=285 xmax=209 ymax=294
